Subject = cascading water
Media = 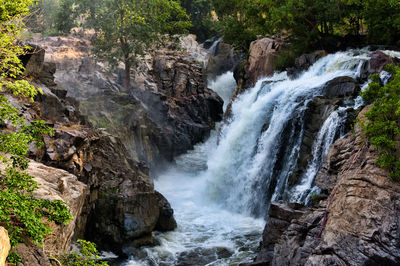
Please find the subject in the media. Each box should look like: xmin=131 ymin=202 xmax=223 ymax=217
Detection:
xmin=123 ymin=49 xmax=399 ymax=265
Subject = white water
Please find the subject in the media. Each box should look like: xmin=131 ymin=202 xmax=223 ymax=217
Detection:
xmin=208 ymin=71 xmax=237 ymax=110
xmin=123 ymin=49 xmax=400 ymax=265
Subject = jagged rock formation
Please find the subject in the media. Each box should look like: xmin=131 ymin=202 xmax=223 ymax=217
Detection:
xmin=8 ymin=42 xmax=180 ymax=259
xmin=31 ymin=35 xmax=223 ymax=170
xmin=0 ymin=227 xmax=10 ymax=266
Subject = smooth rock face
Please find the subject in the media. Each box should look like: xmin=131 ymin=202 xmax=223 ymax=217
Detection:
xmin=0 ymin=227 xmax=10 ymax=266
xmin=253 ymin=107 xmax=400 ymax=265
xmin=322 ymin=76 xmax=358 ymax=99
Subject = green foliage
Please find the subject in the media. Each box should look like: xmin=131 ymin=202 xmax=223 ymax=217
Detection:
xmin=213 ymin=0 xmax=400 ymax=53
xmin=0 ymin=0 xmax=73 ymax=261
xmin=361 ymin=64 xmax=400 ymax=180
xmin=6 ymin=251 xmax=21 ymax=264
xmin=180 ymin=0 xmax=216 ymax=42
xmin=59 ymin=239 xmax=109 ymax=266
xmin=83 ymin=0 xmax=191 ymax=89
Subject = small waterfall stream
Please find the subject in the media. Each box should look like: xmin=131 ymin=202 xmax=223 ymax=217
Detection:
xmin=124 ymin=49 xmax=399 ymax=265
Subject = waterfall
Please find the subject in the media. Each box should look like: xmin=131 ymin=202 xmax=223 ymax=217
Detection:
xmin=208 ymin=71 xmax=237 ymax=110
xmin=208 ymin=37 xmax=222 ymax=55
xmin=123 ymin=49 xmax=400 ymax=265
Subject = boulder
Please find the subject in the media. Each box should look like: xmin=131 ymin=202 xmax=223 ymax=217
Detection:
xmin=368 ymin=51 xmax=400 ymax=74
xmin=154 ymin=191 xmax=177 ymax=232
xmin=322 ymin=76 xmax=358 ymax=99
xmin=0 ymin=227 xmax=10 ymax=266
xmin=206 ymin=41 xmax=242 ymax=79
xmin=243 ymin=38 xmax=284 ymax=89
xmin=287 ymin=50 xmax=327 ymax=78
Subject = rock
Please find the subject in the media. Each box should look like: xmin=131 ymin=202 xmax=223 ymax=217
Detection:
xmin=0 ymin=227 xmax=10 ymax=266
xmin=323 ymin=76 xmax=359 ymax=99
xmin=206 ymin=41 xmax=242 ymax=79
xmin=31 ymin=35 xmax=223 ymax=170
xmin=242 ymin=38 xmax=284 ymax=89
xmin=0 ymin=160 xmax=87 ymax=257
xmin=252 ymin=203 xmax=308 ymax=265
xmin=154 ymin=191 xmax=177 ymax=232
xmin=12 ymin=241 xmax=51 ymax=266
xmin=177 ymin=247 xmax=233 ymax=266
xmin=19 ymin=42 xmax=45 ymax=78
xmin=368 ymin=51 xmax=399 ymax=74
xmin=287 ymin=50 xmax=327 ymax=79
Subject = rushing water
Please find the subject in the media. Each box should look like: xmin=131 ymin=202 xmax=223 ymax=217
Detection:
xmin=124 ymin=49 xmax=400 ymax=265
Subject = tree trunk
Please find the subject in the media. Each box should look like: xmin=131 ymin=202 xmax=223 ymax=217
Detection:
xmin=124 ymin=60 xmax=130 ymax=91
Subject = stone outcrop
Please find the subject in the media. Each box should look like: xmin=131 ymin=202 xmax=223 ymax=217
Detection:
xmin=235 ymin=38 xmax=284 ymax=92
xmin=0 ymin=159 xmax=86 ymax=265
xmin=11 ymin=44 xmax=179 ymax=257
xmin=206 ymin=40 xmax=242 ymax=80
xmin=32 ymin=35 xmax=223 ymax=170
xmin=287 ymin=50 xmax=327 ymax=79
xmin=26 ymin=161 xmax=87 ymax=256
xmin=0 ymin=227 xmax=10 ymax=266
xmin=252 ymin=105 xmax=400 ymax=265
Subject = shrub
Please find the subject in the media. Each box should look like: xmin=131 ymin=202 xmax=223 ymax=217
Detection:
xmin=361 ymin=64 xmax=400 ymax=180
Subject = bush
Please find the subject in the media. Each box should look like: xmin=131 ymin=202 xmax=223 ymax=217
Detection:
xmin=361 ymin=64 xmax=400 ymax=180
xmin=58 ymin=239 xmax=109 ymax=266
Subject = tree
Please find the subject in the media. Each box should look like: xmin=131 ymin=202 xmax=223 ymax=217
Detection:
xmin=0 ymin=0 xmax=72 ymax=263
xmin=85 ymin=0 xmax=191 ymax=91
xmin=180 ymin=0 xmax=216 ymax=42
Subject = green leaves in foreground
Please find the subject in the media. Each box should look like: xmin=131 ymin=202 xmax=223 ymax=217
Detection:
xmin=361 ymin=64 xmax=400 ymax=180
xmin=59 ymin=239 xmax=109 ymax=266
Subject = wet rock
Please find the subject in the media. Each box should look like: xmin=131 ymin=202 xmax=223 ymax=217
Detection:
xmin=0 ymin=227 xmax=10 ymax=266
xmin=323 ymin=76 xmax=359 ymax=99
xmin=177 ymin=247 xmax=233 ymax=266
xmin=154 ymin=191 xmax=177 ymax=232
xmin=287 ymin=51 xmax=327 ymax=79
xmin=206 ymin=41 xmax=242 ymax=79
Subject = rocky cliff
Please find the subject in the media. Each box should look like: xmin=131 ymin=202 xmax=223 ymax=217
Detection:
xmin=31 ymin=35 xmax=223 ymax=171
xmin=4 ymin=41 xmax=181 ymax=261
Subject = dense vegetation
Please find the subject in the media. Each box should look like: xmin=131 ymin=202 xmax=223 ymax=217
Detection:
xmin=211 ymin=0 xmax=400 ymax=53
xmin=0 ymin=0 xmax=74 ymax=263
xmin=361 ymin=65 xmax=400 ymax=180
